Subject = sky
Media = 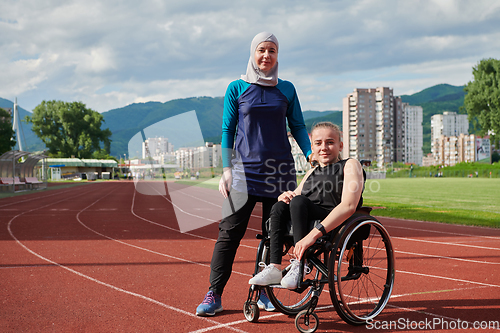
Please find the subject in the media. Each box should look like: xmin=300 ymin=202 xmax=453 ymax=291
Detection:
xmin=1 ymin=0 xmax=500 ymax=114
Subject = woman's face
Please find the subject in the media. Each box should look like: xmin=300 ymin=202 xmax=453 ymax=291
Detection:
xmin=311 ymin=127 xmax=343 ymax=167
xmin=254 ymin=41 xmax=278 ymax=72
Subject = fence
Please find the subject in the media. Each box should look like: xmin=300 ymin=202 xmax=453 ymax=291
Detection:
xmin=386 ymin=168 xmax=500 ymax=178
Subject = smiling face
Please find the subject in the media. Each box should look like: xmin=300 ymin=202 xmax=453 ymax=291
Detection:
xmin=311 ymin=126 xmax=343 ymax=167
xmin=254 ymin=41 xmax=278 ymax=72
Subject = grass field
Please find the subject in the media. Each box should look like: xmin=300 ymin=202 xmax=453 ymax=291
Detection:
xmin=179 ymin=177 xmax=500 ymax=228
xmin=363 ymin=178 xmax=500 ymax=228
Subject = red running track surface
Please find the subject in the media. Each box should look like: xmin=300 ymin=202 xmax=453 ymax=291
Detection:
xmin=1 ymin=181 xmax=499 ymax=332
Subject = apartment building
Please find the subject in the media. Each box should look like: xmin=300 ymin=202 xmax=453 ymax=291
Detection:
xmin=343 ymin=87 xmax=406 ymax=166
xmin=403 ymin=104 xmax=423 ymax=165
xmin=432 ymin=134 xmax=486 ymax=166
xmin=431 ymin=111 xmax=468 ymax=161
xmin=175 ymin=142 xmax=222 ymax=170
xmin=142 ymin=136 xmax=174 ymax=159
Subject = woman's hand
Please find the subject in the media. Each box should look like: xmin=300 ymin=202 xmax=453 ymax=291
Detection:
xmin=219 ymin=168 xmax=232 ymax=198
xmin=278 ymin=191 xmax=296 ymax=204
xmin=293 ymin=231 xmax=320 ymax=261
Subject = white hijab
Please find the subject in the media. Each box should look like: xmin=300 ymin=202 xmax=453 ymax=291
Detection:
xmin=241 ymin=32 xmax=279 ymax=87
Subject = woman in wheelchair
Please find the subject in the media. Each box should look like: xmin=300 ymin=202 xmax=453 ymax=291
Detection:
xmin=249 ymin=121 xmax=365 ymax=289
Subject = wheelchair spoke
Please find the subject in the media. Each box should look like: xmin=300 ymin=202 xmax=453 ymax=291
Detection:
xmin=330 ymin=218 xmax=395 ymax=325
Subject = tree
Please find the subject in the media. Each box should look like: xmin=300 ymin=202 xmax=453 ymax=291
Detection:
xmin=464 ymin=58 xmax=500 ymax=146
xmin=0 ymin=108 xmax=16 ymax=155
xmin=25 ymin=100 xmax=112 ymax=158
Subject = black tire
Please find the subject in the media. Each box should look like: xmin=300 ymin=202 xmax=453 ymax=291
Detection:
xmin=295 ymin=310 xmax=319 ymax=333
xmin=243 ymin=301 xmax=259 ymax=322
xmin=329 ymin=218 xmax=395 ymax=325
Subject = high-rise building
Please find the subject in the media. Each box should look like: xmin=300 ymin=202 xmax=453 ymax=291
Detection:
xmin=403 ymin=104 xmax=423 ymax=165
xmin=343 ymin=87 xmax=404 ymax=166
xmin=142 ymin=137 xmax=174 ymax=159
xmin=431 ymin=112 xmax=469 ymax=163
xmin=343 ymin=87 xmax=423 ymax=166
xmin=433 ymin=134 xmax=483 ymax=166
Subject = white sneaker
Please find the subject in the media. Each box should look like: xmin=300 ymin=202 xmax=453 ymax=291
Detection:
xmin=249 ymin=263 xmax=282 ymax=286
xmin=280 ymin=259 xmax=311 ymax=289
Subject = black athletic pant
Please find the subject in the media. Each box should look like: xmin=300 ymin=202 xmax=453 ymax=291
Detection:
xmin=209 ymin=190 xmax=276 ymax=296
xmin=269 ymin=195 xmax=330 ymax=265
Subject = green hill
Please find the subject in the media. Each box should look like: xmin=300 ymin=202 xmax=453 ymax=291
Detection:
xmin=102 ymin=97 xmax=224 ymax=157
xmin=103 ymin=98 xmax=342 ymax=157
xmin=1 ymin=83 xmax=468 ymax=158
xmin=400 ymin=84 xmax=464 ymax=105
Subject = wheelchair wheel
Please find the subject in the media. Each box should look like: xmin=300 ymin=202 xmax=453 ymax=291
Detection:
xmin=329 ymin=218 xmax=395 ymax=325
xmin=260 ymin=239 xmax=324 ymax=316
xmin=295 ymin=310 xmax=319 ymax=333
xmin=243 ymin=300 xmax=259 ymax=322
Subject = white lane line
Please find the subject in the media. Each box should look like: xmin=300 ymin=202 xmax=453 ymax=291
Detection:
xmin=188 ymin=312 xmax=284 ymax=333
xmin=174 ymin=188 xmax=500 ymax=244
xmin=7 ymin=183 xmax=248 ymax=333
xmin=174 ymin=188 xmax=264 ymax=221
xmin=381 ymin=216 xmax=500 ymax=238
xmin=0 ymin=183 xmax=97 ymax=208
xmin=386 ymin=224 xmax=500 ymax=240
xmin=167 ymin=187 xmax=500 ymax=263
xmin=8 ymin=183 xmax=498 ymax=332
xmin=189 ymin=287 xmax=493 ymax=333
xmin=384 ymin=287 xmax=500 ymax=329
xmin=392 ymin=236 xmax=500 ymax=251
xmin=133 ymin=182 xmax=258 ymax=250
xmin=8 ymin=222 xmax=247 ymax=333
xmin=394 ymin=248 xmax=500 ymax=265
xmin=76 ymin=190 xmax=252 ymax=277
xmin=396 ymin=269 xmax=500 ymax=288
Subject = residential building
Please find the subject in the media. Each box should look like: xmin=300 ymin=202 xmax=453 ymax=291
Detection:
xmin=422 ymin=153 xmax=434 ymax=167
xmin=403 ymin=104 xmax=423 ymax=165
xmin=432 ymin=134 xmax=487 ymax=166
xmin=175 ymin=142 xmax=222 ymax=171
xmin=343 ymin=87 xmax=406 ymax=166
xmin=431 ymin=111 xmax=468 ymax=161
xmin=142 ymin=137 xmax=174 ymax=159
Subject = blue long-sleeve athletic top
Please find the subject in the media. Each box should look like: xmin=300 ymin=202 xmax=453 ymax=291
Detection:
xmin=221 ymin=79 xmax=312 ymax=198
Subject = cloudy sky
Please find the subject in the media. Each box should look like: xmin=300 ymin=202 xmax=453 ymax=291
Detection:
xmin=1 ymin=0 xmax=500 ymax=113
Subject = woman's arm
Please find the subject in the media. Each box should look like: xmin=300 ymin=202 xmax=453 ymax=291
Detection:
xmin=219 ymin=80 xmax=250 ymax=198
xmin=293 ymin=159 xmax=364 ymax=260
xmin=277 ymin=80 xmax=312 ymax=160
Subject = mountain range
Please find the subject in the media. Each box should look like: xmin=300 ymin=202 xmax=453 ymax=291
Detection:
xmin=1 ymin=83 xmax=466 ymax=157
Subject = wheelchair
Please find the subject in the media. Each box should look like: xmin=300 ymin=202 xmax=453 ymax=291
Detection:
xmin=243 ymin=207 xmax=395 ymax=333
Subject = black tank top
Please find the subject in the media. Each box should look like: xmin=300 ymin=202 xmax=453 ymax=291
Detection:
xmin=300 ymin=159 xmax=364 ymax=211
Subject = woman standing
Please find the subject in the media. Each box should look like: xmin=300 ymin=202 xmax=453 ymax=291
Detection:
xmin=196 ymin=32 xmax=312 ymax=316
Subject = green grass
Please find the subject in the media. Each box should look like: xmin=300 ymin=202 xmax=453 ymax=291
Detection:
xmin=176 ymin=177 xmax=500 ymax=228
xmin=363 ymin=178 xmax=500 ymax=228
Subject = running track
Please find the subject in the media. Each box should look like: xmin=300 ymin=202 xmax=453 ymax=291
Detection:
xmin=1 ymin=181 xmax=499 ymax=332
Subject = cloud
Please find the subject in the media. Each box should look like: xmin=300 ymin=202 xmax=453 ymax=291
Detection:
xmin=0 ymin=0 xmax=499 ymax=113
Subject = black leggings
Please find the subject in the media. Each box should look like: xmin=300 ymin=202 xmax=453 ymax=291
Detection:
xmin=269 ymin=195 xmax=330 ymax=265
xmin=209 ymin=190 xmax=276 ymax=296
